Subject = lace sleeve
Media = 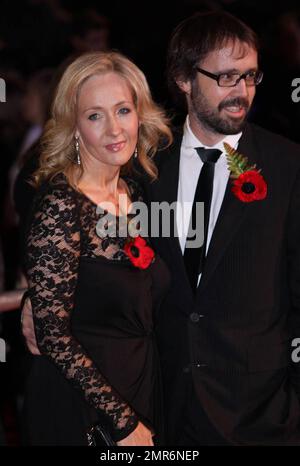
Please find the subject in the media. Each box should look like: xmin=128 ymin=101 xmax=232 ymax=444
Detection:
xmin=25 ymin=182 xmax=138 ymax=441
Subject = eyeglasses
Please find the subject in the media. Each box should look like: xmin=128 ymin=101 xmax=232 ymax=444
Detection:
xmin=196 ymin=67 xmax=263 ymax=87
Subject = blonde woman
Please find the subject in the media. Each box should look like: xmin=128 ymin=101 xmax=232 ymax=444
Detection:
xmin=23 ymin=51 xmax=172 ymax=446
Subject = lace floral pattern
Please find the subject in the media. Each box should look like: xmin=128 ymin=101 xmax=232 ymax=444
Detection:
xmin=25 ymin=173 xmax=145 ymax=441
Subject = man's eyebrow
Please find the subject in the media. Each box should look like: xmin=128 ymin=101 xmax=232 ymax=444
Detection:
xmin=216 ymin=67 xmax=258 ymax=74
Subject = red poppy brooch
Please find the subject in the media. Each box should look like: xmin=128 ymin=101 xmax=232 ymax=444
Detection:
xmin=124 ymin=236 xmax=155 ymax=269
xmin=224 ymin=142 xmax=267 ymax=203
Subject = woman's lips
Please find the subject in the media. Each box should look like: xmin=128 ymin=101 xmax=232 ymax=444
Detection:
xmin=105 ymin=141 xmax=126 ymax=152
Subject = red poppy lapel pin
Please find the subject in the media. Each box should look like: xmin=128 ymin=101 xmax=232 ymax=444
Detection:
xmin=124 ymin=236 xmax=155 ymax=270
xmin=223 ymin=142 xmax=267 ymax=203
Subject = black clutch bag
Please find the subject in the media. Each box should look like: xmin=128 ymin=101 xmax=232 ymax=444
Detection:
xmin=87 ymin=424 xmax=116 ymax=446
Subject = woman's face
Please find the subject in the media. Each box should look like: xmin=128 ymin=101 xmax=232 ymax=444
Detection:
xmin=76 ymin=71 xmax=139 ymax=170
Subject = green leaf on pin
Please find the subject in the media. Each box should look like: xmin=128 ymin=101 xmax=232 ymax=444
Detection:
xmin=223 ymin=142 xmax=258 ymax=179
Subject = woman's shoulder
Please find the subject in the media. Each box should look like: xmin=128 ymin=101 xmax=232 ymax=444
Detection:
xmin=38 ymin=173 xmax=74 ymax=197
xmin=33 ymin=173 xmax=79 ymax=214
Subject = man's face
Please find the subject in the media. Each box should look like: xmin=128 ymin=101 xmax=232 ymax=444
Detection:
xmin=182 ymin=41 xmax=258 ymax=136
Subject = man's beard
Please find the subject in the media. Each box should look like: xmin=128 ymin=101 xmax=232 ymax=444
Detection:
xmin=190 ymin=83 xmax=250 ymax=135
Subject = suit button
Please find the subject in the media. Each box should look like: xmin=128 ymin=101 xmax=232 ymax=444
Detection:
xmin=195 ymin=363 xmax=208 ymax=368
xmin=190 ymin=312 xmax=203 ymax=323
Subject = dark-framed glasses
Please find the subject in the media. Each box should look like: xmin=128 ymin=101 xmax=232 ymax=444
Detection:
xmin=196 ymin=67 xmax=263 ymax=87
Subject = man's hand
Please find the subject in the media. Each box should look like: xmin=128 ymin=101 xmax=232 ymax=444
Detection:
xmin=117 ymin=421 xmax=154 ymax=446
xmin=21 ymin=297 xmax=41 ymax=355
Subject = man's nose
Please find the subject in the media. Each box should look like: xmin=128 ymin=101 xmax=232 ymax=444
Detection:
xmin=232 ymin=77 xmax=249 ymax=97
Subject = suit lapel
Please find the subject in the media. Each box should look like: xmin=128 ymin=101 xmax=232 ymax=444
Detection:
xmin=151 ymin=131 xmax=195 ymax=298
xmin=198 ymin=124 xmax=260 ymax=293
xmin=154 ymin=131 xmax=182 ymax=204
xmin=153 ymin=131 xmax=183 ymax=255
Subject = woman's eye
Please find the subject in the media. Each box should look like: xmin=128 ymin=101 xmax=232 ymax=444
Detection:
xmin=118 ymin=107 xmax=131 ymax=115
xmin=88 ymin=113 xmax=100 ymax=121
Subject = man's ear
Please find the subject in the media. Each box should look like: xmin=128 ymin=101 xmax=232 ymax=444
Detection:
xmin=176 ymin=79 xmax=191 ymax=95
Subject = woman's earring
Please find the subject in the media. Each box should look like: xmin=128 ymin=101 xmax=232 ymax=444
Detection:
xmin=75 ymin=136 xmax=81 ymax=165
xmin=134 ymin=147 xmax=138 ymax=159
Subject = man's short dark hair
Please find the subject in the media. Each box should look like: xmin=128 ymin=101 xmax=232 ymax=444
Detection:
xmin=167 ymin=10 xmax=259 ymax=108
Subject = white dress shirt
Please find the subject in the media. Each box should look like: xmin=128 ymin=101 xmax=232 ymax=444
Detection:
xmin=176 ymin=117 xmax=242 ymax=282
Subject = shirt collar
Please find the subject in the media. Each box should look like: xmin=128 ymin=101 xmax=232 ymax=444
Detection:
xmin=182 ymin=115 xmax=242 ymax=156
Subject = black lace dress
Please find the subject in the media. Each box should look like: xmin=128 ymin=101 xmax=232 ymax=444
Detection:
xmin=23 ymin=173 xmax=170 ymax=445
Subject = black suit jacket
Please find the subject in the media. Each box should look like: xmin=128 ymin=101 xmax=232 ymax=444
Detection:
xmin=142 ymin=123 xmax=300 ymax=445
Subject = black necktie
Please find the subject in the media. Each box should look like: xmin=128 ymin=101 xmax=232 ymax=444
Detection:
xmin=184 ymin=147 xmax=222 ymax=293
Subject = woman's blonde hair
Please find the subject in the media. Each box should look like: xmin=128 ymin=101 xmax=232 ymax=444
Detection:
xmin=33 ymin=51 xmax=172 ymax=187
